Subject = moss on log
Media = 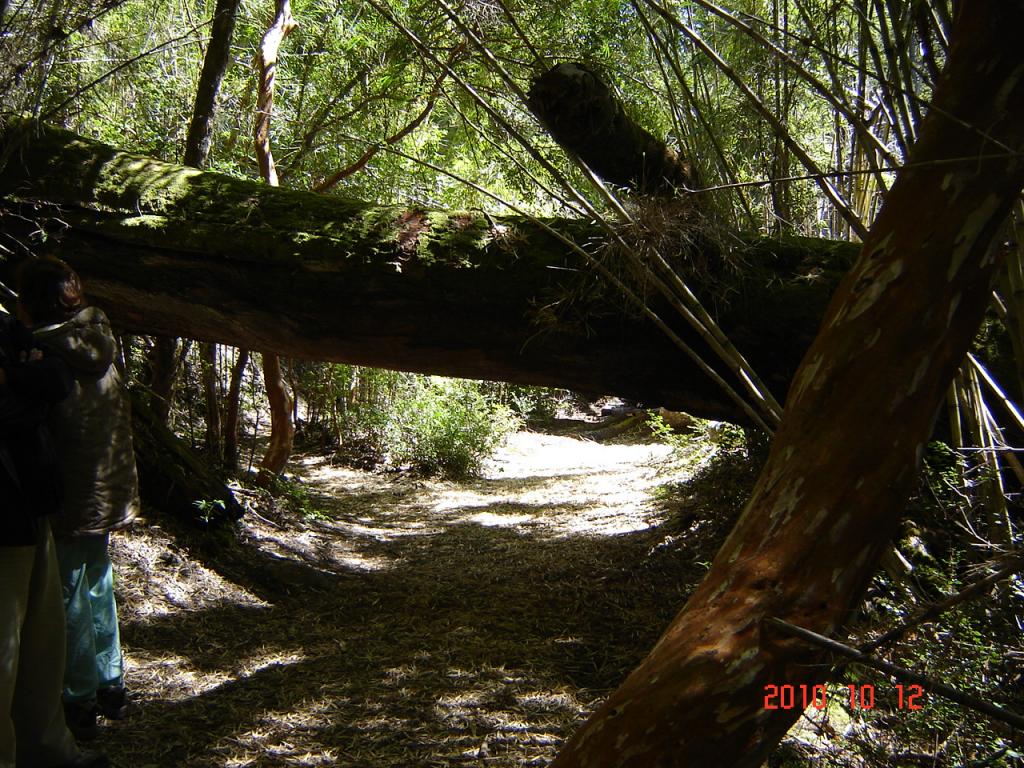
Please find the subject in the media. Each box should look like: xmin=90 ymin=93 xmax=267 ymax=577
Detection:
xmin=0 ymin=120 xmax=857 ymax=422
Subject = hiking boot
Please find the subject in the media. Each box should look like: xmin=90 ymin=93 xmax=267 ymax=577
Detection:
xmin=96 ymin=685 xmax=129 ymax=720
xmin=63 ymin=699 xmax=98 ymax=742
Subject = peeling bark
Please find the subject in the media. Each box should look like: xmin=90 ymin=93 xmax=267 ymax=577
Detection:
xmin=550 ymin=3 xmax=1024 ymax=765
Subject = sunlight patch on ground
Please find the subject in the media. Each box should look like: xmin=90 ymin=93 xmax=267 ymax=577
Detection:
xmin=128 ymin=651 xmax=233 ymax=702
xmin=111 ymin=524 xmax=268 ymax=617
xmin=464 ymin=432 xmax=677 ymax=537
xmin=291 ymin=431 xmax=682 ymax=543
xmin=243 ymin=522 xmax=397 ymax=572
xmin=466 ymin=511 xmax=537 ymax=527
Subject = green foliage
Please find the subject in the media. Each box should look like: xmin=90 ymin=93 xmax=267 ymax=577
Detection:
xmin=388 ymin=377 xmax=521 ymax=478
xmin=291 ymin=363 xmax=520 ymax=479
xmin=192 ymin=497 xmax=226 ymax=525
xmin=480 ymin=382 xmax=570 ymax=423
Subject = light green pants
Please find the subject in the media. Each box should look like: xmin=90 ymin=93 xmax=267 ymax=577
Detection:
xmin=54 ymin=535 xmax=124 ymax=704
xmin=0 ymin=522 xmax=80 ymax=768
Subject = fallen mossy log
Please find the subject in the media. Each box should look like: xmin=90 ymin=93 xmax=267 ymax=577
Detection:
xmin=0 ymin=121 xmax=858 ymax=422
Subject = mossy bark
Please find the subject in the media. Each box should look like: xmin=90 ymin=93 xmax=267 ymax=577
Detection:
xmin=0 ymin=120 xmax=854 ymax=422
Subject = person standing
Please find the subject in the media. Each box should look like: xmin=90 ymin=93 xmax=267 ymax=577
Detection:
xmin=0 ymin=304 xmax=109 ymax=767
xmin=17 ymin=259 xmax=140 ymax=742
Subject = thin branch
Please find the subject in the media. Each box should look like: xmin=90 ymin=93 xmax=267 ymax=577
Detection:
xmin=41 ymin=23 xmax=209 ymax=119
xmin=314 ymin=60 xmax=454 ymax=192
xmin=492 ymin=0 xmax=546 ymax=71
xmin=766 ymin=617 xmax=1024 ymax=732
xmin=861 ymin=551 xmax=1024 ymax=651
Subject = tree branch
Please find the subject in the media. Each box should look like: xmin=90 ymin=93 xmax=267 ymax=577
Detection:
xmin=766 ymin=617 xmax=1024 ymax=732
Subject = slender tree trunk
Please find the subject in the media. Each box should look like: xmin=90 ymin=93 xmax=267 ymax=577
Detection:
xmin=550 ymin=3 xmax=1024 ymax=766
xmin=200 ymin=341 xmax=223 ymax=461
xmin=145 ymin=336 xmax=179 ymax=423
xmin=253 ymin=0 xmax=296 ymax=477
xmin=253 ymin=0 xmax=295 ymax=186
xmin=258 ymin=353 xmax=294 ymax=476
xmin=183 ymin=0 xmax=242 ymax=168
xmin=156 ymin=0 xmax=242 ymax=435
xmin=223 ymin=347 xmax=249 ymax=471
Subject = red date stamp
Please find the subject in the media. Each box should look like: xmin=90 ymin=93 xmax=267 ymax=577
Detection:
xmin=763 ymin=683 xmax=925 ymax=710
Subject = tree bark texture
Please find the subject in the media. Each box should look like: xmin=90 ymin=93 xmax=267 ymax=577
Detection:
xmin=253 ymin=0 xmax=297 ymax=475
xmin=0 ymin=122 xmax=857 ymax=423
xmin=253 ymin=0 xmax=295 ymax=186
xmin=527 ymin=62 xmax=699 ymax=197
xmin=183 ymin=0 xmax=242 ymax=169
xmin=258 ymin=352 xmax=294 ymax=476
xmin=223 ymin=347 xmax=249 ymax=471
xmin=550 ymin=3 xmax=1024 ymax=766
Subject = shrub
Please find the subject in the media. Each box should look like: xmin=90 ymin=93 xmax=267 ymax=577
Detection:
xmin=389 ymin=378 xmax=521 ymax=478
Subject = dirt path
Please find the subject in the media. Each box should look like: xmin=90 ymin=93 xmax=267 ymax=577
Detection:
xmin=101 ymin=428 xmax=729 ymax=767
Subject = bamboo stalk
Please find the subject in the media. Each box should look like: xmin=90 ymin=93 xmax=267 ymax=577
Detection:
xmin=688 ymin=0 xmax=897 ymax=170
xmin=964 ymin=364 xmax=1012 ymax=547
xmin=645 ymin=0 xmax=870 ymax=240
xmin=631 ymin=0 xmax=758 ymax=228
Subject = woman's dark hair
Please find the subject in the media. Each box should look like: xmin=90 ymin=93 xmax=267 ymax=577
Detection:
xmin=17 ymin=257 xmax=87 ymax=325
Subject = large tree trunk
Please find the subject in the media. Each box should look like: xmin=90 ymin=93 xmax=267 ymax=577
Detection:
xmin=550 ymin=3 xmax=1024 ymax=765
xmin=0 ymin=122 xmax=857 ymax=422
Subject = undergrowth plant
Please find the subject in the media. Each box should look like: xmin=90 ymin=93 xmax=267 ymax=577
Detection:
xmin=388 ymin=377 xmax=521 ymax=478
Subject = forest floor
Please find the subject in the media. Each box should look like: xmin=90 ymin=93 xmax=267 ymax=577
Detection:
xmin=96 ymin=415 xmax=755 ymax=767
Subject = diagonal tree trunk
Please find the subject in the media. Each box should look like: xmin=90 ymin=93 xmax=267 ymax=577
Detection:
xmin=549 ymin=2 xmax=1024 ymax=765
xmin=527 ymin=62 xmax=699 ymax=197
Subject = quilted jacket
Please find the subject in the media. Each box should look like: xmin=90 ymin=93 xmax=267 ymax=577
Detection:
xmin=34 ymin=306 xmax=140 ymax=537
